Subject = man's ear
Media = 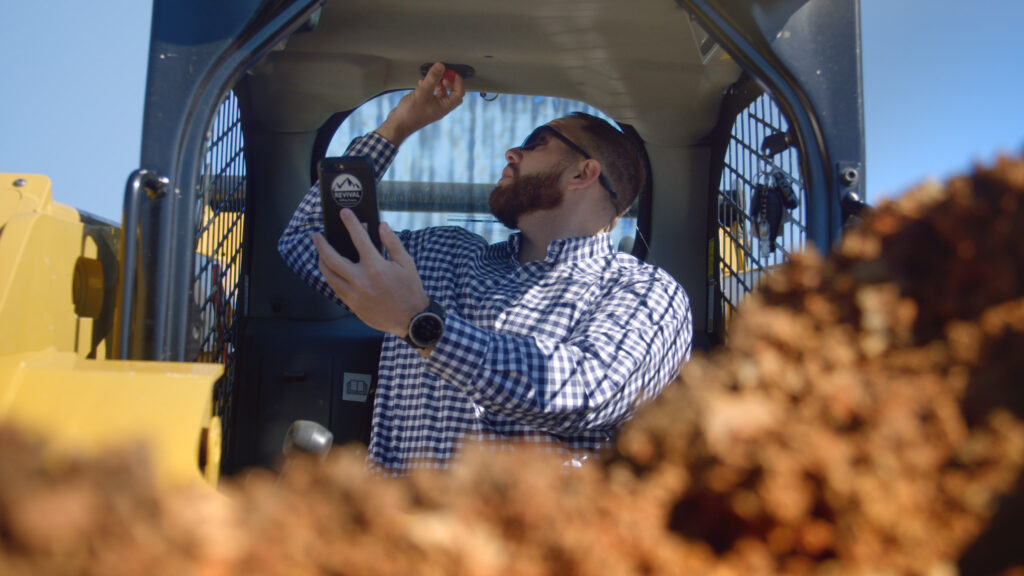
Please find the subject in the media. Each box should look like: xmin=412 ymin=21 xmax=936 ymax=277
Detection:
xmin=568 ymin=158 xmax=603 ymax=190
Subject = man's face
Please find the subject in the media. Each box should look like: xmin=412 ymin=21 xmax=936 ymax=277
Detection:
xmin=489 ymin=120 xmax=584 ymax=229
xmin=488 ymin=165 xmax=564 ymax=229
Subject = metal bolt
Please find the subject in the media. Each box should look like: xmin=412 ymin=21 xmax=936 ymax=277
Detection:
xmin=840 ymin=167 xmax=859 ymax=186
xmin=143 ymin=174 xmax=170 ymax=199
xmin=13 ymin=178 xmax=27 ymax=187
xmin=843 ymin=190 xmax=863 ymax=204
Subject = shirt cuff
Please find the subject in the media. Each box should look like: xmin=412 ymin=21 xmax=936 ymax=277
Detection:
xmin=424 ymin=311 xmax=489 ymax=387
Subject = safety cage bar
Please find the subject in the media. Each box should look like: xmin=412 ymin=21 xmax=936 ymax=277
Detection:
xmin=192 ymin=91 xmax=247 ymax=455
xmin=707 ymin=80 xmax=806 ymax=336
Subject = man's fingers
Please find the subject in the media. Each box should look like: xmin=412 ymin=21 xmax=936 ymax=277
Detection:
xmin=313 ymin=232 xmax=351 ymax=272
xmin=425 ymin=62 xmax=466 ymax=105
xmin=420 ymin=62 xmax=446 ymax=98
xmin=422 ymin=61 xmax=445 ymax=87
xmin=318 ymin=254 xmax=353 ymax=295
xmin=314 ymin=235 xmax=359 ymax=303
xmin=447 ymin=69 xmax=466 ymax=101
xmin=379 ymin=222 xmax=415 ymax=268
xmin=339 ymin=209 xmax=381 ymax=261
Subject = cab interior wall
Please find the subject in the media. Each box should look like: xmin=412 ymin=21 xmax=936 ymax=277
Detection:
xmin=235 ymin=87 xmax=335 ymax=322
xmin=646 ymin=144 xmax=710 ymax=343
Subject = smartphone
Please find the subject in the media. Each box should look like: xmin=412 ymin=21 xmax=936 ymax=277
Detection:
xmin=318 ymin=156 xmax=381 ymax=262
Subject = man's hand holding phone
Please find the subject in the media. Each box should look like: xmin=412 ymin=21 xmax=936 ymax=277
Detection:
xmin=318 ymin=156 xmax=380 ymax=262
xmin=312 ymin=61 xmax=466 ymax=336
xmin=313 ymin=210 xmax=428 ymax=339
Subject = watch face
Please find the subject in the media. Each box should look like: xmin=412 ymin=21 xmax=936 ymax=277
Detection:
xmin=411 ymin=313 xmax=444 ymax=347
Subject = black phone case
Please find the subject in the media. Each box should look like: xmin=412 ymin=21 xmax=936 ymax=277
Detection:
xmin=318 ymin=156 xmax=381 ymax=262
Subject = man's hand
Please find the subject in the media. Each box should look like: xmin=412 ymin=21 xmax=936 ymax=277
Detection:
xmin=314 ymin=209 xmax=429 ymax=338
xmin=375 ymin=62 xmax=466 ymax=146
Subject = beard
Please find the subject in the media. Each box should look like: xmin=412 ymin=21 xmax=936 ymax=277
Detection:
xmin=488 ymin=167 xmax=564 ymax=229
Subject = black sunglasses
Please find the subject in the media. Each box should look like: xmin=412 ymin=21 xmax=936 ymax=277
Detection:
xmin=520 ymin=125 xmax=618 ymax=201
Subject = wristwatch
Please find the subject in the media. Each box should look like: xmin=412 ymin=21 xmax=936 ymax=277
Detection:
xmin=404 ymin=298 xmax=446 ymax=349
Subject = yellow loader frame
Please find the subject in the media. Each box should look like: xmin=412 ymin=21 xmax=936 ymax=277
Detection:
xmin=0 ymin=174 xmax=222 ymax=487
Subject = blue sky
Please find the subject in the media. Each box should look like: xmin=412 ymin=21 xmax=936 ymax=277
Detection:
xmin=2 ymin=1 xmax=1023 ymax=221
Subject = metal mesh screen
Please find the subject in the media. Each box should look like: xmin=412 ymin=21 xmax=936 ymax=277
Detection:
xmin=194 ymin=91 xmax=246 ymax=451
xmin=715 ymin=93 xmax=806 ymax=326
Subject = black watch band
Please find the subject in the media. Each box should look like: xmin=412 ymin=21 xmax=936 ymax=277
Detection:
xmin=404 ymin=298 xmax=446 ymax=349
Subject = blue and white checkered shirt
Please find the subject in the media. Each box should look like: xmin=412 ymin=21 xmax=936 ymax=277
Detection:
xmin=279 ymin=132 xmax=692 ymax=473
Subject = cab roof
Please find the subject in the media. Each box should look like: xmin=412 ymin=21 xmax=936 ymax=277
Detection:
xmin=245 ymin=0 xmax=742 ymax=145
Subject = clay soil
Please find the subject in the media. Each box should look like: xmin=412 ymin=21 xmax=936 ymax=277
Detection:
xmin=2 ymin=157 xmax=1023 ymax=576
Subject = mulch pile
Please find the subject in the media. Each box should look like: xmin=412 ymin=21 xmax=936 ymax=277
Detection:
xmin=2 ymin=156 xmax=1023 ymax=575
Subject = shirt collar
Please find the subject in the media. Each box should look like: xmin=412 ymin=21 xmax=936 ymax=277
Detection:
xmin=506 ymin=232 xmax=615 ymax=264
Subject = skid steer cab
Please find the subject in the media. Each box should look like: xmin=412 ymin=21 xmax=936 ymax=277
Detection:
xmin=0 ymin=0 xmax=865 ymax=481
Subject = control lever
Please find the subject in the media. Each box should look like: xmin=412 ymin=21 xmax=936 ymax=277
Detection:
xmin=282 ymin=420 xmax=334 ymax=462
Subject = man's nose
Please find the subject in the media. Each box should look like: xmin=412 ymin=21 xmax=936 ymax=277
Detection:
xmin=505 ymin=147 xmax=522 ymax=163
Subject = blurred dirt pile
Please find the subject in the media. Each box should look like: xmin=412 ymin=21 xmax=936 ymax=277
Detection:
xmin=2 ymin=156 xmax=1024 ymax=575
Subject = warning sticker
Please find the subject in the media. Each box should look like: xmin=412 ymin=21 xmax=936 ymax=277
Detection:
xmin=330 ymin=173 xmax=364 ymax=208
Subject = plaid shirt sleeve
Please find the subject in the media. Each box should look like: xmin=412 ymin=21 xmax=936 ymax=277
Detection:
xmin=425 ymin=270 xmax=692 ymax=437
xmin=277 ymin=132 xmax=398 ymax=303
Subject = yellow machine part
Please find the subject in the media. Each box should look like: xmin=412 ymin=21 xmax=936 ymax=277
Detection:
xmin=0 ymin=350 xmax=223 ymax=486
xmin=717 ymin=222 xmax=748 ymax=327
xmin=0 ymin=174 xmax=96 ymax=356
xmin=719 ymin=222 xmax=748 ymax=276
xmin=0 ymin=174 xmax=223 ymax=487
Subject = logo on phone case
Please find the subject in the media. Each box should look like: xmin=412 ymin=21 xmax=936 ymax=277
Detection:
xmin=330 ymin=173 xmax=363 ymax=207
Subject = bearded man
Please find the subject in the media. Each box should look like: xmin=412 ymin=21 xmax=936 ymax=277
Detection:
xmin=278 ymin=63 xmax=692 ymax=474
